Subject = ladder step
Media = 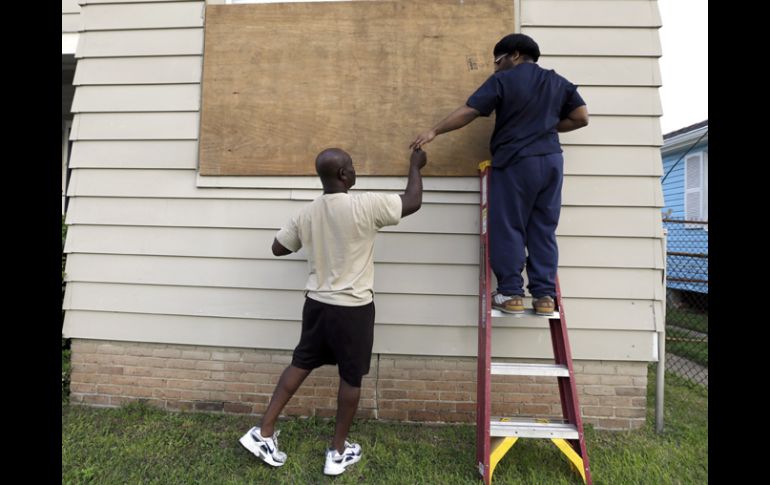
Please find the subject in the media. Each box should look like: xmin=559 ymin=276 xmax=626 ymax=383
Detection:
xmin=490 ymin=308 xmax=560 ymax=319
xmin=491 ymin=363 xmax=570 ymax=377
xmin=490 ymin=418 xmax=579 ymax=439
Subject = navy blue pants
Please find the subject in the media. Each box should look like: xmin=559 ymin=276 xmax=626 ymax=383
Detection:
xmin=489 ymin=153 xmax=563 ymax=298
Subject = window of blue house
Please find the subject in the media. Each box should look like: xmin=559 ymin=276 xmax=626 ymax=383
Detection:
xmin=684 ymin=151 xmax=707 ymax=229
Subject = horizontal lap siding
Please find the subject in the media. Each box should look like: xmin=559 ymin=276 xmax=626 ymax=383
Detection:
xmin=63 ymin=0 xmax=665 ymax=361
xmin=63 ymin=310 xmax=655 ymax=360
xmin=62 ymin=0 xmax=80 ymax=33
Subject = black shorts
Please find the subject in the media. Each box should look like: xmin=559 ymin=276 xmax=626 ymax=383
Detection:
xmin=291 ymin=297 xmax=375 ymax=387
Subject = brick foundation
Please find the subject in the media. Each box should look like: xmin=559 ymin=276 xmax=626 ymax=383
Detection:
xmin=69 ymin=339 xmax=648 ymax=430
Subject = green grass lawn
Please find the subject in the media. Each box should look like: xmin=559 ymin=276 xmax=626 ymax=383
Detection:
xmin=666 ymin=307 xmax=708 ymax=334
xmin=62 ymin=365 xmax=707 ymax=484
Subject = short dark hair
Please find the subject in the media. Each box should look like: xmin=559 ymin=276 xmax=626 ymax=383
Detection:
xmin=493 ymin=33 xmax=540 ymax=62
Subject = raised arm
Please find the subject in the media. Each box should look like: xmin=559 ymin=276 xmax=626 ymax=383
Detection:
xmin=409 ymin=105 xmax=481 ymax=149
xmin=399 ymin=148 xmax=427 ymax=217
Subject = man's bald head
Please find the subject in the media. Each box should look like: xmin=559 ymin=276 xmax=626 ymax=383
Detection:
xmin=315 ymin=148 xmax=356 ymax=192
xmin=315 ymin=148 xmax=352 ymax=178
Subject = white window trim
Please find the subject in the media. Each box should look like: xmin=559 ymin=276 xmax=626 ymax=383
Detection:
xmin=684 ymin=150 xmax=707 ymax=229
xmin=702 ymin=151 xmax=708 ymax=230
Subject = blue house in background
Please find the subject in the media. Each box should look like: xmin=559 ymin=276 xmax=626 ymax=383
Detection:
xmin=660 ymin=120 xmax=708 ymax=295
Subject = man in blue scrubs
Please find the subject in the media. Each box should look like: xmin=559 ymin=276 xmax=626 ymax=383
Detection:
xmin=410 ymin=33 xmax=589 ymax=315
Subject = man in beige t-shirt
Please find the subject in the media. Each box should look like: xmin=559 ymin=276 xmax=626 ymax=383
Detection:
xmin=239 ymin=147 xmax=427 ymax=476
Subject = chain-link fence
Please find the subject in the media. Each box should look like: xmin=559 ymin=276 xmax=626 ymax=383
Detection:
xmin=663 ymin=218 xmax=708 ymax=387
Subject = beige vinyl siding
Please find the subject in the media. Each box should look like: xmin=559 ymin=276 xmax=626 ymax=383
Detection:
xmin=69 ymin=117 xmax=659 ymax=150
xmin=63 ymin=287 xmax=662 ymax=334
xmin=71 ymin=56 xmax=658 ymax=87
xmin=69 ymin=143 xmax=662 ymax=176
xmin=62 ymin=14 xmax=81 ymax=33
xmin=62 ymin=0 xmax=80 ymax=14
xmin=63 ymin=281 xmax=661 ymax=335
xmin=67 ymin=169 xmax=663 ymax=207
xmin=63 ymin=296 xmax=662 ymax=334
xmin=71 ymin=85 xmax=659 ymax=116
xmin=63 ymin=0 xmax=666 ymax=361
xmin=71 ymin=85 xmax=201 ymax=112
xmin=63 ymin=310 xmax=656 ymax=360
xmin=76 ymin=29 xmax=204 ymax=58
xmin=562 ymin=146 xmax=662 ymax=176
xmin=521 ymin=1 xmax=661 ymax=28
xmin=559 ymin=116 xmax=662 ymax=146
xmin=576 ymin=87 xmax=661 ymax=116
xmin=69 ymin=112 xmax=660 ymax=145
xmin=65 ymin=197 xmax=663 ymax=238
xmin=65 ymin=225 xmax=663 ymax=269
xmin=73 ymin=57 xmax=202 ymax=85
xmin=70 ymin=113 xmax=199 ymax=140
xmin=82 ymin=0 xmax=187 ymax=3
xmin=75 ymin=83 xmax=652 ymax=115
xmin=64 ymin=254 xmax=662 ymax=300
xmin=68 ymin=141 xmax=199 ymax=169
xmin=540 ymin=56 xmax=662 ymax=86
xmin=62 ymin=0 xmax=81 ymax=33
xmin=524 ymin=27 xmax=661 ymax=56
xmin=80 ymin=2 xmax=204 ymax=31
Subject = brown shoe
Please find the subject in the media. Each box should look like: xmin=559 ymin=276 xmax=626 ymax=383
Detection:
xmin=532 ymin=296 xmax=555 ymax=316
xmin=492 ymin=293 xmax=524 ymax=314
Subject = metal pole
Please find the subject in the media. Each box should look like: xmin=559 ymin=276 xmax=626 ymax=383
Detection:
xmin=656 ymin=226 xmax=667 ymax=434
xmin=655 ymin=330 xmax=665 ymax=433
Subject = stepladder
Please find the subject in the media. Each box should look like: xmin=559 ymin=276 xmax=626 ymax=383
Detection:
xmin=476 ymin=161 xmax=593 ymax=485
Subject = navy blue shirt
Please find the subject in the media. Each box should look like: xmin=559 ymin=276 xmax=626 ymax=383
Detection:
xmin=466 ymin=63 xmax=585 ymax=168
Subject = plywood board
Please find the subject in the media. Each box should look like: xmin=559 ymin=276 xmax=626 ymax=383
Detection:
xmin=199 ymin=1 xmax=515 ymax=176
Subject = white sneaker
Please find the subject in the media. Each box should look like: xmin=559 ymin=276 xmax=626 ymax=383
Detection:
xmin=323 ymin=441 xmax=362 ymax=476
xmin=239 ymin=426 xmax=287 ymax=467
